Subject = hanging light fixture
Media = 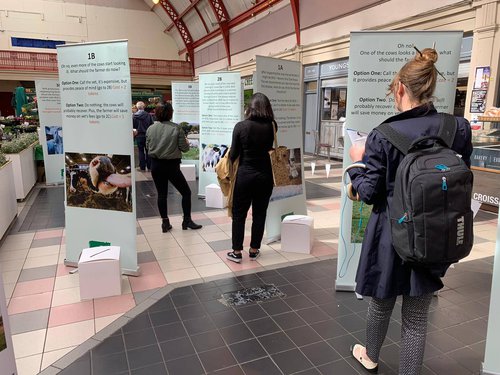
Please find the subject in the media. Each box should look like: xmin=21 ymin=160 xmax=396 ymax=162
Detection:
xmin=152 ymin=0 xmax=160 ymax=4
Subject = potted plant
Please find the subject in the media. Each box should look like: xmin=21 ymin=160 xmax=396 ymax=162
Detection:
xmin=1 ymin=132 xmax=39 ymax=200
xmin=0 ymin=151 xmax=17 ymax=238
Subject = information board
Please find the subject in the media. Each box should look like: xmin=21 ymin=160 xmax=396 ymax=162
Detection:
xmin=57 ymin=40 xmax=138 ymax=274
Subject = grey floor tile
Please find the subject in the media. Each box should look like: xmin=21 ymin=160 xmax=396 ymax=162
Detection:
xmin=240 ymin=357 xmax=282 ymax=375
xmin=207 ymin=239 xmax=232 ymax=252
xmin=198 ymin=346 xmax=237 ymax=372
xmin=137 ymin=251 xmax=157 ymax=264
xmin=9 ymin=308 xmax=50 ymax=334
xmin=30 ymin=236 xmax=62 ymax=248
xmin=133 ymin=288 xmax=160 ymax=305
xmin=159 ymin=336 xmax=195 ymax=362
xmin=131 ymin=362 xmax=167 ymax=375
xmin=272 ymin=348 xmax=314 ymax=374
xmin=18 ymin=265 xmax=57 ymax=282
xmin=127 ymin=343 xmax=164 ymax=370
xmin=166 ymin=354 xmax=204 ymax=375
xmin=229 ymin=338 xmax=267 ymax=363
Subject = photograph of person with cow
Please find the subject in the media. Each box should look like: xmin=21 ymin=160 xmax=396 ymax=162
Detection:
xmin=65 ymin=153 xmax=133 ymax=212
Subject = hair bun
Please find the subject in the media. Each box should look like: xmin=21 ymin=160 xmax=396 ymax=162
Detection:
xmin=414 ymin=48 xmax=438 ymax=64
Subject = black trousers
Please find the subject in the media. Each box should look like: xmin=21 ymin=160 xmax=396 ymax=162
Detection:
xmin=150 ymin=158 xmax=191 ymax=219
xmin=232 ymin=166 xmax=273 ymax=251
xmin=136 ymin=136 xmax=150 ymax=171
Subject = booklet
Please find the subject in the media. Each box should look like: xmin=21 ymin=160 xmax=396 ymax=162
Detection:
xmin=345 ymin=128 xmax=368 ymax=145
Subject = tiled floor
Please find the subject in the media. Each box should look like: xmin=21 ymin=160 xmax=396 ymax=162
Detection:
xmin=54 ymin=257 xmax=493 ymax=375
xmin=0 ymin=158 xmax=497 ymax=375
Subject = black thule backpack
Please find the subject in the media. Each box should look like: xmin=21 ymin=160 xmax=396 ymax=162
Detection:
xmin=377 ymin=113 xmax=474 ymax=265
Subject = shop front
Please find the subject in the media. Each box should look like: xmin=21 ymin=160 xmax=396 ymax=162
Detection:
xmin=303 ymin=59 xmax=348 ymax=158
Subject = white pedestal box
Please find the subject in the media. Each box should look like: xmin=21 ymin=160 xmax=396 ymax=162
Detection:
xmin=0 ymin=161 xmax=17 ymax=239
xmin=78 ymin=246 xmax=121 ymax=300
xmin=205 ymin=183 xmax=227 ymax=208
xmin=6 ymin=142 xmax=37 ymax=200
xmin=180 ymin=164 xmax=196 ymax=181
xmin=281 ymin=215 xmax=314 ymax=254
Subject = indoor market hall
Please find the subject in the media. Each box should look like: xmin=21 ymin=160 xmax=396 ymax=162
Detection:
xmin=0 ymin=1 xmax=499 ymax=374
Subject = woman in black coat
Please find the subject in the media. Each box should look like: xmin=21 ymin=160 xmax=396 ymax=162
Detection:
xmin=347 ymin=48 xmax=472 ymax=374
xmin=226 ymin=93 xmax=275 ymax=263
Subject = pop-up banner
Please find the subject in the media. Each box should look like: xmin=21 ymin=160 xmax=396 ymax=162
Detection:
xmin=336 ymin=31 xmax=462 ymax=291
xmin=172 ymin=81 xmax=200 ymax=176
xmin=483 ymin=216 xmax=500 ymax=374
xmin=57 ymin=40 xmax=138 ymax=275
xmin=255 ymin=56 xmax=307 ymax=242
xmin=198 ymin=72 xmax=241 ymax=196
xmin=35 ymin=79 xmax=64 ymax=185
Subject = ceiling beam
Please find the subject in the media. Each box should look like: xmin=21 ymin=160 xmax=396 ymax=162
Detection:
xmin=159 ymin=0 xmax=195 ymax=70
xmin=290 ymin=0 xmax=300 ymax=46
xmin=228 ymin=0 xmax=283 ymax=28
xmin=207 ymin=0 xmax=231 ymax=65
xmin=166 ymin=0 xmax=202 ymax=32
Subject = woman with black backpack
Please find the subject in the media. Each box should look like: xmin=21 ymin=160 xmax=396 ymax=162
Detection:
xmin=347 ymin=48 xmax=473 ymax=374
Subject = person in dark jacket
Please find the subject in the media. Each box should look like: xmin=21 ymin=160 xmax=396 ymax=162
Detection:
xmin=133 ymin=101 xmax=154 ymax=171
xmin=226 ymin=93 xmax=275 ymax=263
xmin=347 ymin=48 xmax=472 ymax=374
xmin=146 ymin=103 xmax=202 ymax=232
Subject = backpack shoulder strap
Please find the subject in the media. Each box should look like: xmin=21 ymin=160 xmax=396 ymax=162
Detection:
xmin=437 ymin=113 xmax=457 ymax=148
xmin=376 ymin=123 xmax=412 ymax=155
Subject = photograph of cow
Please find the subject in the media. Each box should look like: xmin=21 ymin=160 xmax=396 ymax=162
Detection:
xmin=65 ymin=153 xmax=133 ymax=212
xmin=201 ymin=144 xmax=228 ymax=172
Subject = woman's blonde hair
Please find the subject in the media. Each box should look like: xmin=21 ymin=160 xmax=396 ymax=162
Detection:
xmin=389 ymin=48 xmax=438 ymax=104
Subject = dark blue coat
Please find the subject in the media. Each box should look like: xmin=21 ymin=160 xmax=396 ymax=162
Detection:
xmin=348 ymin=103 xmax=473 ymax=299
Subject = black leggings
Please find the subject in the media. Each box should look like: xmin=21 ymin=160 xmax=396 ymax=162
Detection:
xmin=232 ymin=167 xmax=273 ymax=251
xmin=150 ymin=158 xmax=191 ymax=219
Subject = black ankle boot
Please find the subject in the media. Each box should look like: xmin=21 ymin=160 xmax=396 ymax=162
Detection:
xmin=182 ymin=218 xmax=202 ymax=230
xmin=162 ymin=218 xmax=172 ymax=233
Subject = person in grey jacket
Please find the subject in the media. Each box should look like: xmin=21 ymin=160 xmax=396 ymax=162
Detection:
xmin=146 ymin=103 xmax=202 ymax=232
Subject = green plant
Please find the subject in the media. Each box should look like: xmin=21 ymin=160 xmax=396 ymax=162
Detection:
xmin=0 ymin=152 xmax=7 ymax=167
xmin=0 ymin=133 xmax=39 ymax=154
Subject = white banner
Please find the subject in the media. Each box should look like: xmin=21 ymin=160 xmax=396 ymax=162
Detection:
xmin=35 ymin=79 xmax=64 ymax=185
xmin=0 ymin=265 xmax=17 ymax=375
xmin=255 ymin=56 xmax=307 ymax=242
xmin=57 ymin=40 xmax=138 ymax=274
xmin=198 ymin=72 xmax=241 ymax=196
xmin=483 ymin=216 xmax=500 ymax=374
xmin=172 ymin=82 xmax=200 ymax=176
xmin=336 ymin=31 xmax=462 ymax=291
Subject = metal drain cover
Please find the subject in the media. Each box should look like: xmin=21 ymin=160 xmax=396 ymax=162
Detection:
xmin=219 ymin=284 xmax=285 ymax=306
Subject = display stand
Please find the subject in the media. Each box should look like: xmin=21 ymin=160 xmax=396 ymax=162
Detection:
xmin=336 ymin=31 xmax=462 ymax=291
xmin=57 ymin=40 xmax=138 ymax=275
xmin=482 ymin=216 xmax=500 ymax=374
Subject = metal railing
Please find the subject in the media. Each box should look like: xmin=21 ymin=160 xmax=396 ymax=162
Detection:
xmin=0 ymin=50 xmax=193 ymax=77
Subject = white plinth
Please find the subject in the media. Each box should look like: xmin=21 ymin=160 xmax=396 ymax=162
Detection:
xmin=6 ymin=142 xmax=37 ymax=200
xmin=180 ymin=164 xmax=196 ymax=181
xmin=205 ymin=183 xmax=227 ymax=208
xmin=281 ymin=215 xmax=314 ymax=254
xmin=79 ymin=246 xmax=121 ymax=300
xmin=0 ymin=161 xmax=17 ymax=239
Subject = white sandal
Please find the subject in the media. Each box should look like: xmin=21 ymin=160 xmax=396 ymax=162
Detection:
xmin=350 ymin=344 xmax=378 ymax=373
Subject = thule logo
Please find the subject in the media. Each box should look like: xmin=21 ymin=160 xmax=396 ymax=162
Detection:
xmin=456 ymin=216 xmax=465 ymax=245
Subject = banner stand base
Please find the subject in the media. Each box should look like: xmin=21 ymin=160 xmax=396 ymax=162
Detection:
xmin=64 ymin=259 xmax=141 ymax=277
xmin=335 ymin=280 xmax=356 ymax=292
xmin=265 ymin=235 xmax=280 ymax=245
xmin=481 ymin=363 xmax=500 ymax=375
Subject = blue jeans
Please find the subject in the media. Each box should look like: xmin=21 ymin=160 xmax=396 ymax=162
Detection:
xmin=136 ymin=136 xmax=150 ymax=170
